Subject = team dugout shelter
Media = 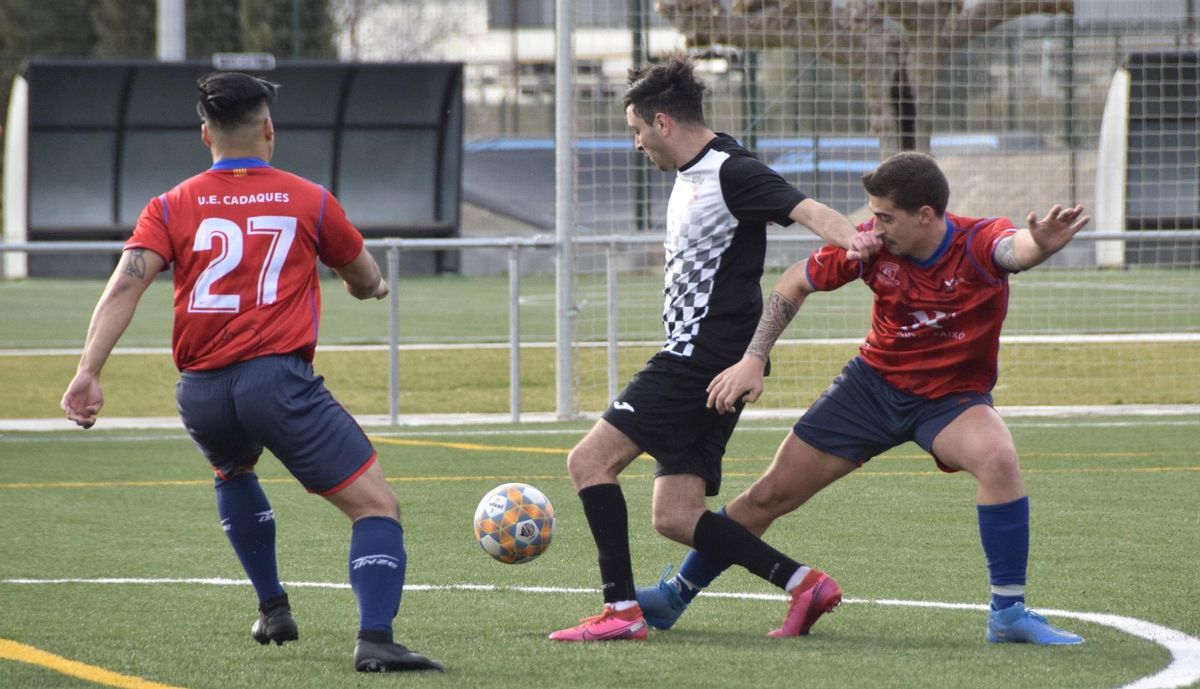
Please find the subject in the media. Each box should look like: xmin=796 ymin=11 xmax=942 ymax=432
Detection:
xmin=2 ymin=58 xmax=463 ymax=278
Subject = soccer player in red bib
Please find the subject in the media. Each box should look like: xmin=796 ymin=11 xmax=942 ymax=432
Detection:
xmin=637 ymin=152 xmax=1089 ymax=645
xmin=61 ymin=72 xmax=442 ymax=672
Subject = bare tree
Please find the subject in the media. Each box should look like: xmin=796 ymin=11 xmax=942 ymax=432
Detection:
xmin=331 ymin=0 xmax=469 ymax=61
xmin=330 ymin=0 xmax=381 ymax=60
xmin=655 ymin=0 xmax=1073 ymax=155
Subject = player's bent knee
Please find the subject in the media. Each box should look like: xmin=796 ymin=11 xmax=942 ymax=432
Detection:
xmin=740 ymin=482 xmax=795 ymax=521
xmin=565 ymin=447 xmax=609 ymax=486
xmin=980 ymin=444 xmax=1020 ymax=474
xmin=324 ymin=469 xmax=401 ymax=521
xmin=650 ymin=512 xmax=692 ymax=545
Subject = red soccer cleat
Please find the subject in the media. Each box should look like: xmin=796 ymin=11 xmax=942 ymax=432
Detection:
xmin=768 ymin=570 xmax=842 ymax=638
xmin=549 ymin=604 xmax=649 ymax=642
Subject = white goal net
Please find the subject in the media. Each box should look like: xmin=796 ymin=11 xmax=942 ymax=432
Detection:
xmin=565 ymin=1 xmax=1200 ymax=415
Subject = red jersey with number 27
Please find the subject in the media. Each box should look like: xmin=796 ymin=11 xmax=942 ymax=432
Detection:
xmin=804 ymin=213 xmax=1018 ymax=398
xmin=126 ymin=158 xmax=364 ymax=371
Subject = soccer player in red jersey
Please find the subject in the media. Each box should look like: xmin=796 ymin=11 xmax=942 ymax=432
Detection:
xmin=61 ymin=72 xmax=442 ymax=672
xmin=637 ymin=151 xmax=1090 ymax=645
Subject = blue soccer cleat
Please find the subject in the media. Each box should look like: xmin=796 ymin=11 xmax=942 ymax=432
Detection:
xmin=636 ymin=565 xmax=690 ymax=630
xmin=986 ymin=603 xmax=1084 ymax=645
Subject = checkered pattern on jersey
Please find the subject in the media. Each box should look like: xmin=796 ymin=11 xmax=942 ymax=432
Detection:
xmin=661 ymin=151 xmax=737 ymax=358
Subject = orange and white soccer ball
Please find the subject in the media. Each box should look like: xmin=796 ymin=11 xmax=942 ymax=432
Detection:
xmin=473 ymin=483 xmax=556 ymax=564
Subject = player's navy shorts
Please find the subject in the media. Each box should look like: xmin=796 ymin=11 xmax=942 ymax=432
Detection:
xmin=601 ymin=353 xmax=742 ymax=496
xmin=176 ymin=353 xmax=376 ymax=495
xmin=794 ymin=357 xmax=993 ymax=472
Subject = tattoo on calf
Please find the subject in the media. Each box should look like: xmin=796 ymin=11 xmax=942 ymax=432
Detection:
xmin=124 ymin=249 xmax=147 ymax=279
xmin=746 ymin=291 xmax=799 ymax=361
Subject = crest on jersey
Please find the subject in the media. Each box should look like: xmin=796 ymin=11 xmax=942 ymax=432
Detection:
xmin=877 ymin=261 xmax=900 ymax=285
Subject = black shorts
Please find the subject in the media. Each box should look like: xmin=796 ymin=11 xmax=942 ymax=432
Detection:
xmin=601 ymin=353 xmax=743 ymax=496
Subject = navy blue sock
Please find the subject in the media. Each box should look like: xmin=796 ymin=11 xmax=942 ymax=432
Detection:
xmin=349 ymin=516 xmax=407 ymax=635
xmin=215 ymin=473 xmax=284 ymax=603
xmin=675 ymin=507 xmax=734 ymax=603
xmin=977 ymin=496 xmax=1029 ymax=610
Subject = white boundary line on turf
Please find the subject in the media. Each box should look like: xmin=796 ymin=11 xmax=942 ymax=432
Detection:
xmin=5 ymin=417 xmax=1199 ymax=444
xmin=2 ymin=405 xmax=1198 ymax=433
xmin=3 ymin=331 xmax=1199 ymax=357
xmin=3 ymin=578 xmax=1198 ymax=689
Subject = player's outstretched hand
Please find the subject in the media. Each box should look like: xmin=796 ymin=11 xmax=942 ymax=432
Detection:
xmin=1026 ymin=204 xmax=1090 ymax=256
xmin=706 ymin=355 xmax=767 ymax=415
xmin=62 ymin=372 xmax=104 ymax=429
xmin=846 ymin=231 xmax=882 ymax=261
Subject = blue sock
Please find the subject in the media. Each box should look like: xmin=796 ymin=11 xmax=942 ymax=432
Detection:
xmin=977 ymin=496 xmax=1029 ymax=610
xmin=215 ymin=473 xmax=284 ymax=603
xmin=675 ymin=507 xmax=735 ymax=603
xmin=349 ymin=516 xmax=407 ymax=635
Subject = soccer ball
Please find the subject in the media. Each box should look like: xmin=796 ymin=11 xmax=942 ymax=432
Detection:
xmin=473 ymin=483 xmax=556 ymax=564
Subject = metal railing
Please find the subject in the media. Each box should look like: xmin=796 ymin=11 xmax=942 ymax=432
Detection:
xmin=2 ymin=229 xmax=1197 ymax=423
xmin=0 ymin=236 xmax=558 ymax=425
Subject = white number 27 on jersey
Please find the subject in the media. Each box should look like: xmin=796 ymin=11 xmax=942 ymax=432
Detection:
xmin=189 ymin=216 xmax=297 ymax=313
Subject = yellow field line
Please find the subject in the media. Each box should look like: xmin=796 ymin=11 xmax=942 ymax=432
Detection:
xmin=367 ymin=436 xmax=1190 ymax=465
xmin=0 ymin=478 xmax=292 ymax=489
xmin=369 ymin=436 xmax=566 ymax=454
xmin=0 ymin=434 xmax=1194 ymax=490
xmin=0 ymin=465 xmax=1195 ymax=490
xmin=851 ymin=466 xmax=1200 ymax=478
xmin=0 ymin=638 xmax=185 ymax=689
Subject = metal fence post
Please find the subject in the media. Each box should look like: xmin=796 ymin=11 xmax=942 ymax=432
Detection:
xmin=509 ymin=244 xmax=522 ymax=422
xmin=387 ymin=245 xmax=400 ymax=425
xmin=606 ymin=242 xmax=619 ymax=403
xmin=554 ymin=0 xmax=576 ymax=420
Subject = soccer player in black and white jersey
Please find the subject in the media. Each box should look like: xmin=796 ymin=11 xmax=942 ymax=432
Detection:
xmin=549 ymin=54 xmax=880 ymax=642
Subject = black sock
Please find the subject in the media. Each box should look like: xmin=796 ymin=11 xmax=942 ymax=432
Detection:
xmin=692 ymin=510 xmax=801 ymax=590
xmin=578 ymin=483 xmax=636 ymax=603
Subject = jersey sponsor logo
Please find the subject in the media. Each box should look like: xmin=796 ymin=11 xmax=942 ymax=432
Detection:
xmin=903 ymin=309 xmax=948 ymax=330
xmin=350 ymin=554 xmax=401 ymax=571
xmin=943 ymin=278 xmax=959 ymax=291
xmin=899 ymin=309 xmax=966 ymax=339
xmin=612 ymin=401 xmax=635 ymax=413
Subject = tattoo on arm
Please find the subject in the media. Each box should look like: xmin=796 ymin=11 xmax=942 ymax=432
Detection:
xmin=123 ymin=249 xmax=147 ymax=280
xmin=993 ymin=236 xmax=1022 ymax=272
xmin=746 ymin=291 xmax=799 ymax=361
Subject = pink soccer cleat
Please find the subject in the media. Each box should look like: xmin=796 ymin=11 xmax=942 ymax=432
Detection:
xmin=549 ymin=604 xmax=649 ymax=642
xmin=768 ymin=570 xmax=843 ymax=638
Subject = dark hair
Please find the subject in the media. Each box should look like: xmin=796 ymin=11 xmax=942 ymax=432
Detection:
xmin=622 ymin=53 xmax=707 ymax=127
xmin=861 ymin=151 xmax=949 ymax=216
xmin=196 ymin=72 xmax=279 ymax=128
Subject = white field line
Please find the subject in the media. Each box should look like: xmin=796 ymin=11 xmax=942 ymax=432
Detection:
xmin=3 ymin=331 xmax=1200 ymax=357
xmin=2 ymin=578 xmax=1198 ymax=689
xmin=2 ymin=406 xmax=1198 ymax=434
xmin=4 ymin=416 xmax=1200 ymax=443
